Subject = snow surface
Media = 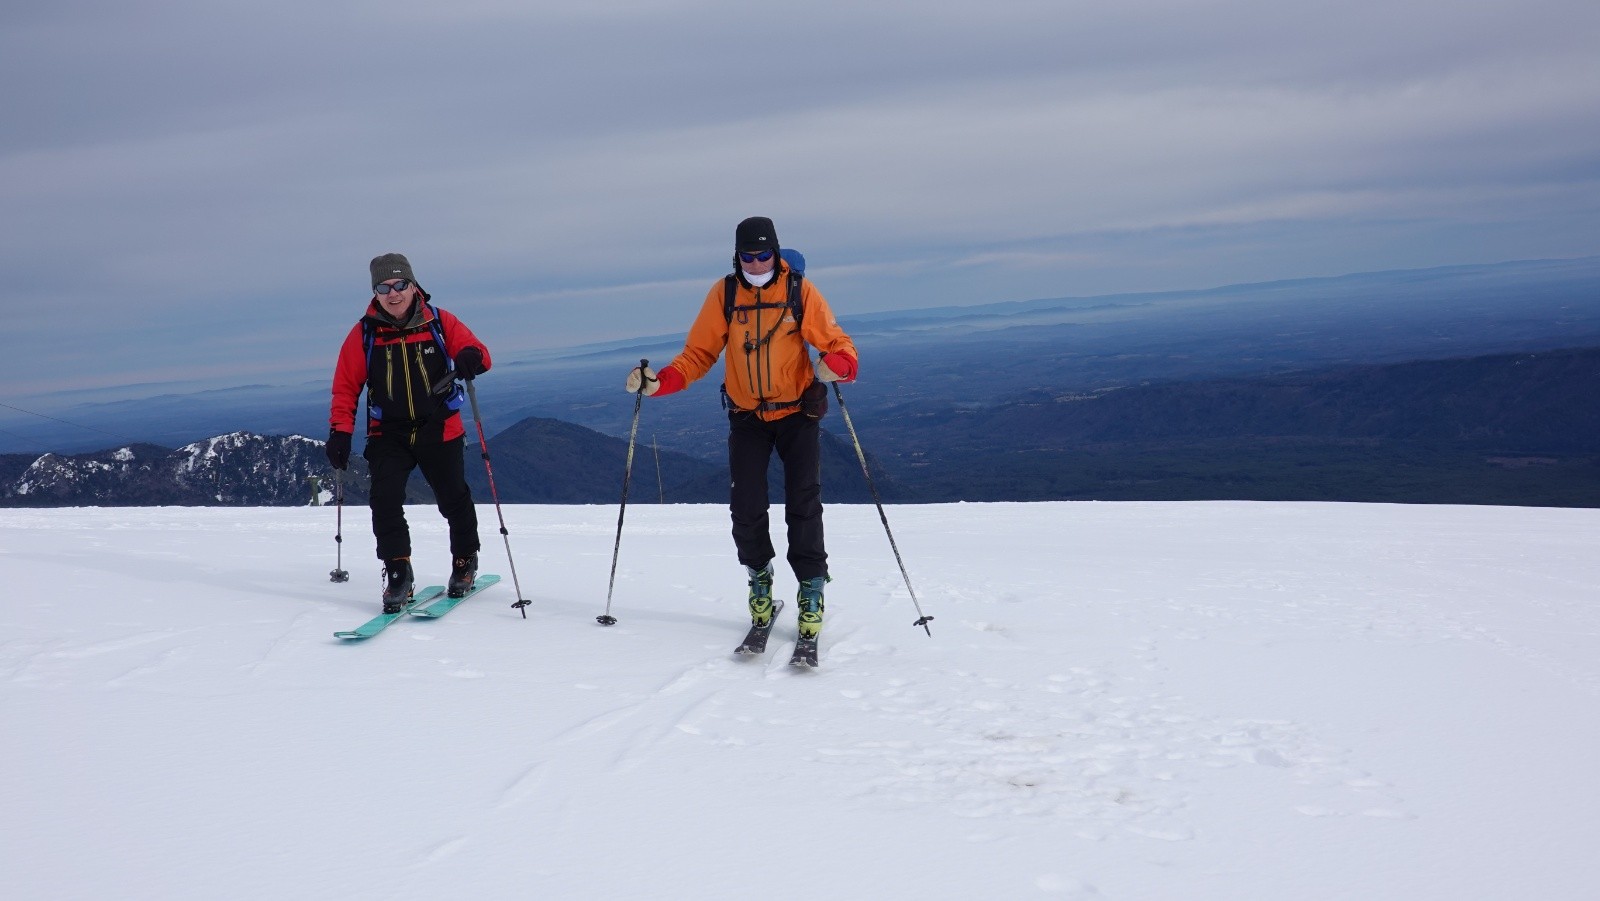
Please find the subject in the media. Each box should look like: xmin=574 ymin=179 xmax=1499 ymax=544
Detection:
xmin=4 ymin=501 xmax=1599 ymax=900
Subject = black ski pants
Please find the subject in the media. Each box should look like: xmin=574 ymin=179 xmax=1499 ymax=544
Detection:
xmin=728 ymin=410 xmax=827 ymax=581
xmin=364 ymin=432 xmax=479 ymax=562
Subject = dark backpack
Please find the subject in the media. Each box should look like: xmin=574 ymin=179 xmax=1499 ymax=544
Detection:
xmin=359 ymin=301 xmax=463 ymax=423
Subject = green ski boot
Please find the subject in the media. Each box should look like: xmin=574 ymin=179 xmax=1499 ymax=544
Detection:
xmin=796 ymin=575 xmax=829 ymax=639
xmin=791 ymin=575 xmax=829 ymax=667
xmin=747 ymin=563 xmax=776 ymax=626
xmin=736 ymin=564 xmax=783 ymax=656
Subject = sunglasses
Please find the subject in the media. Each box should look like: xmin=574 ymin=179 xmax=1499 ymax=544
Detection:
xmin=738 ymin=250 xmax=774 ymax=264
xmin=374 ymin=279 xmax=413 ymax=295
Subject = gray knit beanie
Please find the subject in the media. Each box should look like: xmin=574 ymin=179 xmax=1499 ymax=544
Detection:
xmin=370 ymin=253 xmax=417 ymax=289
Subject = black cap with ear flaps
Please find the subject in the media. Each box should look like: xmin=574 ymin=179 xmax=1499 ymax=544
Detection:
xmin=735 ymin=217 xmax=779 ymax=254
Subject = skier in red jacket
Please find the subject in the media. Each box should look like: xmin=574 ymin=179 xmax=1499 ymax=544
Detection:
xmin=327 ymin=253 xmax=491 ymax=612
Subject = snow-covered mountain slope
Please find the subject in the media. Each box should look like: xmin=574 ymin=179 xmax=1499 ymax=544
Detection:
xmin=2 ymin=432 xmax=331 ymax=506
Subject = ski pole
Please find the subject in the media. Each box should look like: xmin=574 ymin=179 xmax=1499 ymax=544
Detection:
xmin=462 ymin=379 xmax=533 ymax=617
xmin=653 ymin=433 xmax=664 ymax=504
xmin=329 ymin=468 xmax=350 ymax=583
xmin=598 ymin=358 xmax=650 ymax=626
xmin=830 ymin=378 xmax=933 ymax=636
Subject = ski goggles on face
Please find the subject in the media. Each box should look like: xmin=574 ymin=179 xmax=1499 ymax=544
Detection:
xmin=374 ymin=279 xmax=413 ymax=295
xmin=738 ymin=250 xmax=774 ymax=264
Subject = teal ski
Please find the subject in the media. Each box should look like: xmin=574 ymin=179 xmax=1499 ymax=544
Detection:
xmin=410 ymin=574 xmax=501 ymax=618
xmin=334 ymin=586 xmax=447 ymax=640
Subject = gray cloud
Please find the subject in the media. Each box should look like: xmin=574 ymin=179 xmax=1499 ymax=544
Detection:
xmin=3 ymin=0 xmax=1597 ymax=399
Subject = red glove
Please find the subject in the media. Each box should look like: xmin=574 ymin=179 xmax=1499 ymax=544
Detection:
xmin=653 ymin=365 xmax=686 ymax=396
xmin=815 ymin=352 xmax=857 ymax=383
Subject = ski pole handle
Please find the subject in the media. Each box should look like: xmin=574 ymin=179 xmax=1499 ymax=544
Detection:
xmin=632 ymin=358 xmax=652 ymax=396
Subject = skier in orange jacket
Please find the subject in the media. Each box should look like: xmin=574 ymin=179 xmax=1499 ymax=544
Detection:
xmin=626 ymin=217 xmax=858 ymax=643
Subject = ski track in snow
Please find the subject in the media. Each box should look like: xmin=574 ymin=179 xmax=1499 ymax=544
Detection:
xmin=606 ymin=629 xmax=1408 ymax=842
xmin=442 ymin=582 xmax=1416 ymax=850
xmin=494 ymin=762 xmax=550 ymax=810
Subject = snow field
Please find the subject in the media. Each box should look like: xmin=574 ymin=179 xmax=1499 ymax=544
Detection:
xmin=3 ymin=501 xmax=1599 ymax=899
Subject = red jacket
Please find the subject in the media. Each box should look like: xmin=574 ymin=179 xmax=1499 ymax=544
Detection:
xmin=329 ymin=298 xmax=490 ymax=442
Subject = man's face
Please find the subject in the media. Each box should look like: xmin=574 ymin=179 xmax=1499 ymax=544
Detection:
xmin=739 ymin=249 xmax=776 ymax=278
xmin=375 ymin=278 xmax=417 ymax=317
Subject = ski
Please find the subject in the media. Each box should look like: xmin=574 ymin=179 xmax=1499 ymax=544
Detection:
xmin=788 ymin=635 xmax=819 ymax=668
xmin=410 ymin=574 xmax=501 ymax=618
xmin=734 ymin=599 xmax=784 ymax=656
xmin=333 ymin=586 xmax=447 ymax=640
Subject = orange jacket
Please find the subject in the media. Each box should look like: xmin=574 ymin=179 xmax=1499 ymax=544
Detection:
xmin=664 ymin=261 xmax=857 ymax=420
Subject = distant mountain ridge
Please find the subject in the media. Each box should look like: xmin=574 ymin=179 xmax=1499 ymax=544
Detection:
xmin=0 ymin=417 xmax=900 ymax=508
xmin=874 ymin=346 xmax=1600 ymax=505
xmin=4 ymin=345 xmax=1597 ymax=508
xmin=5 ymin=257 xmax=1600 ymax=507
xmin=0 ymin=432 xmax=332 ymax=507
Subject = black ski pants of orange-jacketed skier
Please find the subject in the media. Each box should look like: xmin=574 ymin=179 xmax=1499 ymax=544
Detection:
xmin=727 ymin=409 xmax=827 ymax=582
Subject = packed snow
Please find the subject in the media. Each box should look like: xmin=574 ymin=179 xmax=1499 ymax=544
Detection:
xmin=4 ymin=501 xmax=1598 ymax=900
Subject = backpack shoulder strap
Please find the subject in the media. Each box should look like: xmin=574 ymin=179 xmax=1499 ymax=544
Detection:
xmin=423 ymin=303 xmax=453 ymax=371
xmin=722 ymin=270 xmax=807 ymax=327
xmin=786 ymin=270 xmax=805 ymax=330
xmin=723 ymin=274 xmax=739 ymax=323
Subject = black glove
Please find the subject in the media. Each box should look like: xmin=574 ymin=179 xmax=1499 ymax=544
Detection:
xmin=455 ymin=346 xmax=486 ymax=380
xmin=326 ymin=430 xmax=352 ymax=470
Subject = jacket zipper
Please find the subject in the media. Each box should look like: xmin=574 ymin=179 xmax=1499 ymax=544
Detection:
xmin=384 ymin=345 xmax=395 ymax=418
xmin=402 ymin=339 xmax=419 ymax=443
xmin=755 ymin=286 xmax=775 ymax=404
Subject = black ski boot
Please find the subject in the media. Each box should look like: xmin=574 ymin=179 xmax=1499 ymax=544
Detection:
xmin=447 ymin=553 xmax=479 ymax=598
xmin=381 ymin=558 xmax=414 ymax=614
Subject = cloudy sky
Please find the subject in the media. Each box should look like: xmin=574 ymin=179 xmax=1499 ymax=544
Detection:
xmin=5 ymin=0 xmax=1597 ymax=402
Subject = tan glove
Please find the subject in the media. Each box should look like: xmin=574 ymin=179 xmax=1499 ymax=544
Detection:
xmin=625 ymin=365 xmax=660 ymax=396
